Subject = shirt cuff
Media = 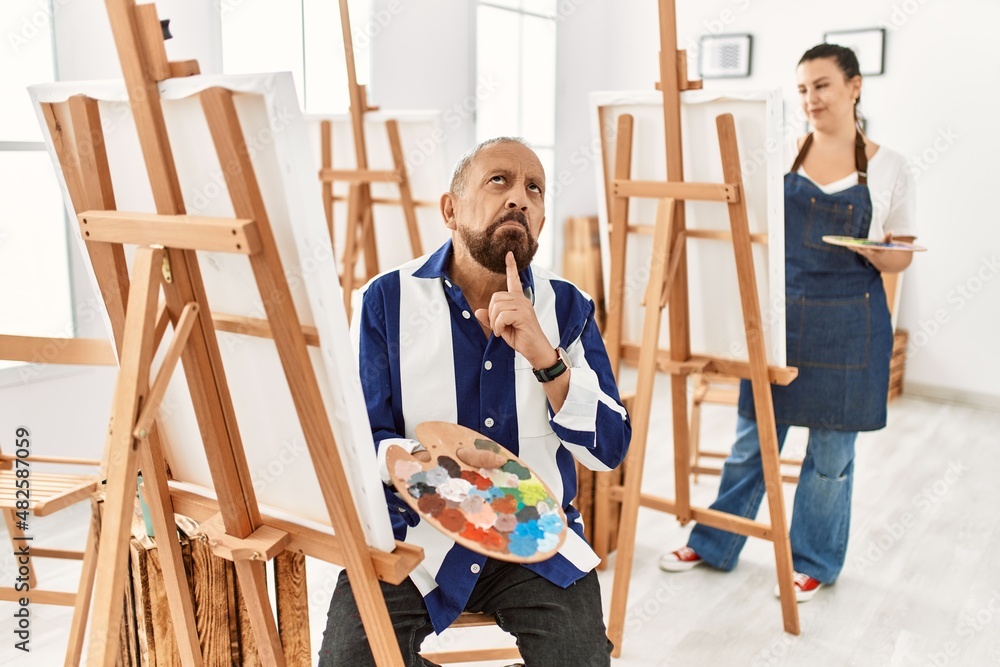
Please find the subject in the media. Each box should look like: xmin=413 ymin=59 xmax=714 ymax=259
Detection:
xmin=551 ymin=365 xmax=600 ymax=443
xmin=377 ymin=437 xmax=425 ymax=484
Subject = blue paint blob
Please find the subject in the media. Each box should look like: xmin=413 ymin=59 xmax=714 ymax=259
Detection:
xmin=513 ymin=520 xmax=544 ymax=541
xmin=508 ymin=534 xmax=538 ymax=557
xmin=538 ymin=513 xmax=564 ymax=534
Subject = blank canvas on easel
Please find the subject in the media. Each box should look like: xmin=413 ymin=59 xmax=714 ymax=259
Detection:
xmin=30 ymin=72 xmax=395 ymax=552
xmin=590 ymin=90 xmax=787 ymax=367
xmin=305 ymin=112 xmax=451 ymax=273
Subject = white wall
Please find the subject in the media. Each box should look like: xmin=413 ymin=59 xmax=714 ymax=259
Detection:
xmin=370 ymin=0 xmax=476 ymax=178
xmin=555 ymin=0 xmax=1000 ymax=406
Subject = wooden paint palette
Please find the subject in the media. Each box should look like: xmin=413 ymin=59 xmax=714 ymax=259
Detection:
xmin=822 ymin=235 xmax=927 ymax=252
xmin=386 ymin=422 xmax=567 ymax=563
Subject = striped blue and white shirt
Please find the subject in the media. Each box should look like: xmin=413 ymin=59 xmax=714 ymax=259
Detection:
xmin=353 ymin=240 xmax=631 ymax=633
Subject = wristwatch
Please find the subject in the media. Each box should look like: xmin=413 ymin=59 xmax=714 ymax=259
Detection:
xmin=532 ymin=347 xmax=570 ymax=383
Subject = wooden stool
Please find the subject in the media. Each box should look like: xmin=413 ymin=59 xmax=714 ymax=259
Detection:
xmin=688 ymin=372 xmax=802 ymax=484
xmin=421 ymin=612 xmax=521 ymax=664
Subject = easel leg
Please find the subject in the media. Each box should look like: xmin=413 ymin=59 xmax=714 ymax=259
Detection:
xmin=607 ymin=199 xmax=675 ymax=657
xmin=63 ymin=497 xmax=101 ymax=666
xmin=342 ymin=184 xmax=362 ymax=316
xmin=386 ymin=119 xmax=423 ymax=259
xmin=360 ymin=184 xmax=379 ymax=280
xmin=86 ymin=247 xmax=167 ymax=667
xmin=233 ymin=559 xmax=286 ymax=667
xmin=137 ymin=429 xmax=202 ymax=663
xmin=716 ymin=114 xmax=799 ymax=635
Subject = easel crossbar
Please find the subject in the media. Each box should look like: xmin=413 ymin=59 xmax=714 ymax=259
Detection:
xmin=79 ymin=210 xmax=262 ymax=254
xmin=613 ymin=179 xmax=739 ymax=202
xmin=169 ymin=485 xmax=423 ymax=585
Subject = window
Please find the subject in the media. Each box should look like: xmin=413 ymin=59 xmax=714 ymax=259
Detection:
xmin=0 ymin=1 xmax=73 ymax=374
xmin=475 ymin=1 xmax=557 ymax=268
xmin=221 ymin=0 xmax=372 ymax=112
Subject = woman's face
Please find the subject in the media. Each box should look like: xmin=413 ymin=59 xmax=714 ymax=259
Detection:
xmin=797 ymin=57 xmax=862 ymax=133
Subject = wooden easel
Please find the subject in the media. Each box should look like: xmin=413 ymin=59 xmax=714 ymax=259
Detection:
xmin=39 ymin=2 xmax=422 ymax=665
xmin=319 ymin=0 xmax=424 ymax=316
xmin=600 ymin=0 xmax=802 ymax=655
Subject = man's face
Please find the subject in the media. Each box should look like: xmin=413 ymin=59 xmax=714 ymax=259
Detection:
xmin=445 ymin=142 xmax=546 ymax=274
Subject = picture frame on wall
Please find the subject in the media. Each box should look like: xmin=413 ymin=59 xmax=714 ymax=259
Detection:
xmin=823 ymin=28 xmax=886 ymax=76
xmin=698 ymin=33 xmax=752 ymax=79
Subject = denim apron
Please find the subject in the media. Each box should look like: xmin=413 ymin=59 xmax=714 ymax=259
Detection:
xmin=738 ymin=132 xmax=893 ymax=432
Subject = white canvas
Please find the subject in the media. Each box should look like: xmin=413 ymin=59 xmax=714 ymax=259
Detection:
xmin=30 ymin=72 xmax=395 ymax=552
xmin=590 ymin=90 xmax=787 ymax=368
xmin=303 ymin=111 xmax=452 ymax=275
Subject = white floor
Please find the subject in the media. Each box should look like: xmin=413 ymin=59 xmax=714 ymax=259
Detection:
xmin=3 ymin=391 xmax=999 ymax=666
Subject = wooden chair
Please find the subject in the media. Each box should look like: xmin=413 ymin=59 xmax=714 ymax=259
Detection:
xmin=0 ymin=434 xmax=102 ymax=664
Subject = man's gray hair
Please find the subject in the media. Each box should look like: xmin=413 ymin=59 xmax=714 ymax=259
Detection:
xmin=449 ymin=136 xmax=531 ymax=195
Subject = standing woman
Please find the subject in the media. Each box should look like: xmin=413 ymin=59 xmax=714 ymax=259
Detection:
xmin=658 ymin=44 xmax=918 ymax=600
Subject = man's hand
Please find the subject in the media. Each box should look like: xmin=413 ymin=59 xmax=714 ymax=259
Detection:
xmin=474 ymin=251 xmax=557 ymax=370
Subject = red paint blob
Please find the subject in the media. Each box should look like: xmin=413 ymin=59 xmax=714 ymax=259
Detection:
xmin=479 ymin=528 xmax=508 ymax=552
xmin=461 ymin=470 xmax=493 ymax=490
xmin=460 ymin=524 xmax=489 ymax=543
xmin=418 ymin=493 xmax=446 ymax=517
xmin=439 ymin=508 xmax=468 ymax=532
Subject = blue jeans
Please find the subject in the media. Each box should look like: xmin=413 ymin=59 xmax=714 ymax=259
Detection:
xmin=318 ymin=558 xmax=612 ymax=666
xmin=687 ymin=414 xmax=857 ymax=584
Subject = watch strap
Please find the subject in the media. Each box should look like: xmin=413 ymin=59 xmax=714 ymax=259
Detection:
xmin=533 ymin=347 xmax=569 ymax=383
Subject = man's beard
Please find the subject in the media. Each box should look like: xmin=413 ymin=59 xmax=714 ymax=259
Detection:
xmin=458 ymin=210 xmax=539 ymax=274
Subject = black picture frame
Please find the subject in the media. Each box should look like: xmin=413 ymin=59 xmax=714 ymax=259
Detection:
xmin=698 ymin=33 xmax=753 ymax=79
xmin=823 ymin=28 xmax=886 ymax=76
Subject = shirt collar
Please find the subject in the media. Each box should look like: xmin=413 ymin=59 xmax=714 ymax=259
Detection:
xmin=413 ymin=239 xmax=536 ymax=303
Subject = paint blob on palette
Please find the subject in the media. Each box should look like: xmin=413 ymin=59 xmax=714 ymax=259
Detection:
xmin=385 ymin=422 xmax=568 ymax=563
xmin=822 ymin=235 xmax=927 ymax=252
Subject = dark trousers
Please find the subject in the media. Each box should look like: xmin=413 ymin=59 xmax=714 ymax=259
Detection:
xmin=318 ymin=558 xmax=613 ymax=666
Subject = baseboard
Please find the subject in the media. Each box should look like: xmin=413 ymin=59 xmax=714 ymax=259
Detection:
xmin=904 ymin=382 xmax=1000 ymax=412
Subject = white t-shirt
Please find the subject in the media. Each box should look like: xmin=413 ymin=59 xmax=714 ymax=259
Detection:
xmin=786 ymin=140 xmax=917 ymax=240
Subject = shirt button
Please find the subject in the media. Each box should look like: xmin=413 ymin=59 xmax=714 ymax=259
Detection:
xmin=470 ymin=563 xmax=481 ymax=574
xmin=462 ymin=310 xmax=471 ymax=319
xmin=484 ymin=360 xmax=493 ymax=370
xmin=445 ymin=279 xmax=452 ymax=288
xmin=484 ymin=418 xmax=495 ymax=428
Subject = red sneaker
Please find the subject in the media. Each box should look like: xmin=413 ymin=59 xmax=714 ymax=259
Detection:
xmin=774 ymin=572 xmax=824 ymax=602
xmin=658 ymin=546 xmax=703 ymax=572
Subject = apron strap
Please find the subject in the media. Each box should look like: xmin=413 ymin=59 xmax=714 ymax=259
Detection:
xmin=789 ymin=131 xmax=869 ymax=186
xmin=789 ymin=133 xmax=813 ymax=174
